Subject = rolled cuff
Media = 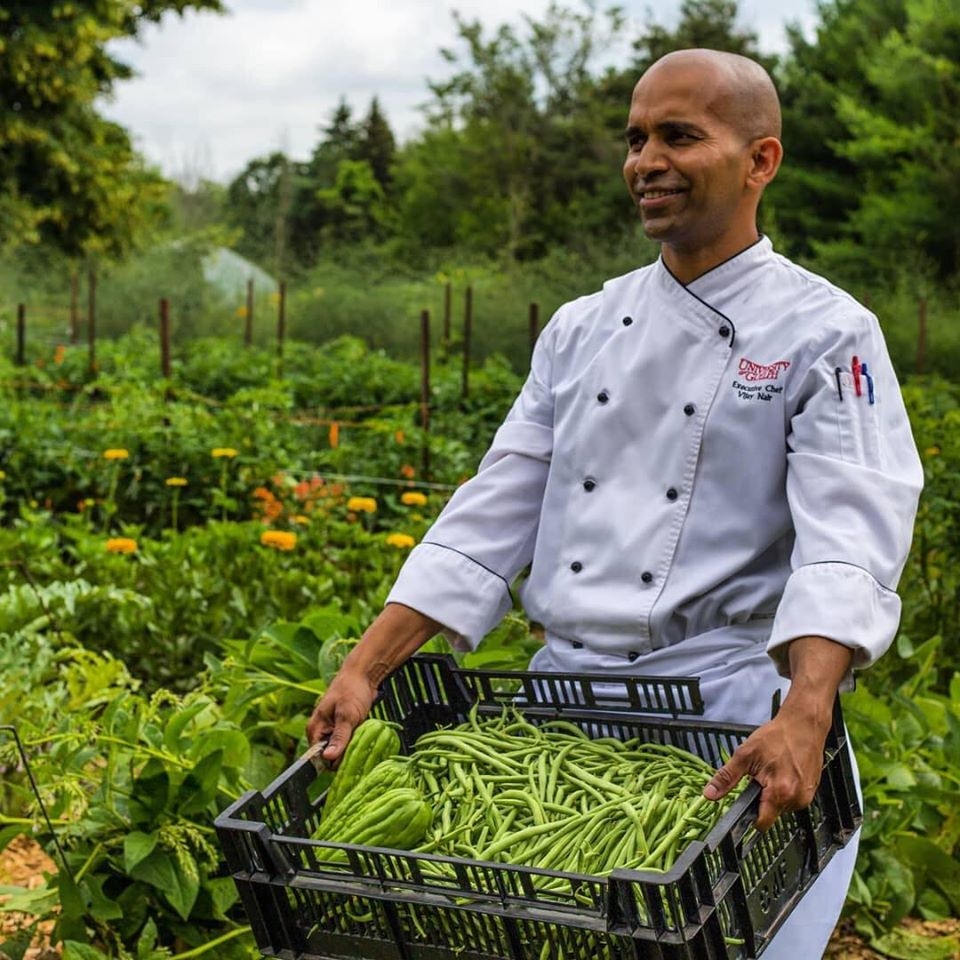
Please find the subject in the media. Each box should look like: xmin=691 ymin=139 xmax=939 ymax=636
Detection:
xmin=767 ymin=561 xmax=902 ymax=685
xmin=385 ymin=541 xmax=514 ymax=651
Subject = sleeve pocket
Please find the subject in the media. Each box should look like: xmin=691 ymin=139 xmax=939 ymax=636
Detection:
xmin=835 ymin=371 xmax=884 ymax=468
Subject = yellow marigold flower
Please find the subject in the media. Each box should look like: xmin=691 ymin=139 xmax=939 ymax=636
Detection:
xmin=346 ymin=496 xmax=377 ymax=514
xmin=103 ymin=448 xmax=129 ymax=461
xmin=400 ymin=491 xmax=427 ymax=507
xmin=925 ymin=446 xmax=941 ymax=457
xmin=293 ymin=514 xmax=310 ymax=525
xmin=211 ymin=447 xmax=238 ymax=459
xmin=386 ymin=533 xmax=416 ymax=549
xmin=165 ymin=477 xmax=188 ymax=487
xmin=261 ymin=530 xmax=297 ymax=551
xmin=106 ymin=537 xmax=138 ymax=554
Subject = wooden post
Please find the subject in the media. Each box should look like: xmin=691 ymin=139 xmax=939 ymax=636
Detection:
xmin=69 ymin=271 xmax=79 ymax=343
xmin=87 ymin=265 xmax=97 ymax=373
xmin=529 ymin=301 xmax=540 ymax=363
xmin=15 ymin=304 xmax=25 ymax=366
xmin=443 ymin=282 xmax=452 ymax=346
xmin=159 ymin=298 xmax=171 ymax=379
xmin=245 ymin=278 xmax=254 ymax=347
xmin=420 ymin=309 xmax=431 ymax=480
xmin=461 ymin=285 xmax=473 ymax=400
xmin=917 ymin=297 xmax=927 ymax=375
xmin=277 ymin=281 xmax=286 ymax=361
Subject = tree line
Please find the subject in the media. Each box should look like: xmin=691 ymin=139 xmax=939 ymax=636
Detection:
xmin=2 ymin=0 xmax=959 ymax=291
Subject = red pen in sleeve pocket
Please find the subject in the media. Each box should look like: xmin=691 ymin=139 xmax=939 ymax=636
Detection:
xmin=852 ymin=355 xmax=862 ymax=397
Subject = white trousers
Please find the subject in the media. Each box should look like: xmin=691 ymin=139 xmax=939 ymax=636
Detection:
xmin=529 ymin=624 xmax=861 ymax=960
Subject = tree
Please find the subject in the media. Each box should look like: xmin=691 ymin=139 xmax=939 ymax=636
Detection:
xmin=398 ymin=1 xmax=628 ymax=260
xmin=816 ymin=0 xmax=960 ymax=280
xmin=767 ymin=0 xmax=907 ymax=264
xmin=357 ymin=97 xmax=397 ymax=191
xmin=0 ymin=0 xmax=223 ymax=258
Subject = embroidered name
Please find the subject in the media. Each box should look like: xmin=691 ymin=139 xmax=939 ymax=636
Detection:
xmin=737 ymin=357 xmax=791 ymax=381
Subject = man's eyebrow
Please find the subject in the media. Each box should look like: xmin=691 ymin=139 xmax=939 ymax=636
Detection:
xmin=624 ymin=120 xmax=706 ymax=140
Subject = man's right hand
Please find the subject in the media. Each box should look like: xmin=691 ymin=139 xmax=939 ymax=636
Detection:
xmin=304 ymin=602 xmax=444 ymax=766
xmin=306 ymin=667 xmax=378 ymax=767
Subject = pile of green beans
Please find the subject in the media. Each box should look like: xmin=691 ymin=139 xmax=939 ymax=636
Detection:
xmin=407 ymin=705 xmax=737 ymax=880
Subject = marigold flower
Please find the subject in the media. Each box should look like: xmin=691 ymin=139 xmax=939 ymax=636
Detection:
xmin=400 ymin=464 xmax=416 ymax=479
xmin=212 ymin=447 xmax=238 ymax=459
xmin=103 ymin=449 xmax=129 ymax=461
xmin=925 ymin=446 xmax=941 ymax=457
xmin=165 ymin=477 xmax=187 ymax=487
xmin=400 ymin=491 xmax=427 ymax=507
xmin=347 ymin=496 xmax=377 ymax=513
xmin=329 ymin=422 xmax=340 ymax=448
xmin=106 ymin=537 xmax=138 ymax=554
xmin=394 ymin=430 xmax=405 ymax=444
xmin=386 ymin=533 xmax=416 ymax=549
xmin=54 ymin=344 xmax=66 ymax=365
xmin=293 ymin=514 xmax=310 ymax=525
xmin=260 ymin=530 xmax=297 ymax=551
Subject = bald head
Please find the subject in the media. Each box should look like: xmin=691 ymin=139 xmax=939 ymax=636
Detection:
xmin=643 ymin=49 xmax=781 ymax=142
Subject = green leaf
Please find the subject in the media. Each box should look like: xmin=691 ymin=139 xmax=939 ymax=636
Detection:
xmin=123 ymin=830 xmax=159 ymax=873
xmin=129 ymin=850 xmax=199 ymax=920
xmin=871 ymin=927 xmax=960 ymax=960
xmin=177 ymin=748 xmax=223 ymax=816
xmin=63 ymin=943 xmax=111 ymax=960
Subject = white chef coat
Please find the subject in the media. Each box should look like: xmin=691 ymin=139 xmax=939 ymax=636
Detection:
xmin=386 ymin=237 xmax=921 ymax=956
xmin=388 ymin=236 xmax=923 ymax=689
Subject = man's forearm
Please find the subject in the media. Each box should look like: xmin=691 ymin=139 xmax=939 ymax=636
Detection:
xmin=778 ymin=635 xmax=854 ymax=734
xmin=339 ymin=602 xmax=443 ymax=688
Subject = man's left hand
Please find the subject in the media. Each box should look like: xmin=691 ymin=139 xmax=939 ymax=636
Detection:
xmin=702 ymin=710 xmax=826 ymax=831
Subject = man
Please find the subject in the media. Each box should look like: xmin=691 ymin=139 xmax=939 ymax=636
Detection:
xmin=308 ymin=49 xmax=923 ymax=957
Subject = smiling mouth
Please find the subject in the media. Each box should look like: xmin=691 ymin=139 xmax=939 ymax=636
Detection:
xmin=637 ymin=188 xmax=684 ymax=200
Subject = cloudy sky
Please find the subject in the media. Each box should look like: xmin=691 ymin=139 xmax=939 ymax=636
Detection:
xmin=100 ymin=0 xmax=819 ymax=185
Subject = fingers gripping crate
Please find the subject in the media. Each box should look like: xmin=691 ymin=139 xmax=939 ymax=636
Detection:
xmin=215 ymin=655 xmax=861 ymax=960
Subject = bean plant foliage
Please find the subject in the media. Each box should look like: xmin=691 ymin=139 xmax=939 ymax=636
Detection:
xmin=0 ymin=332 xmax=956 ymax=957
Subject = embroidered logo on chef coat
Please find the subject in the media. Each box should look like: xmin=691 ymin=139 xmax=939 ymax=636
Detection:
xmin=737 ymin=357 xmax=791 ymax=381
xmin=731 ymin=357 xmax=790 ymax=402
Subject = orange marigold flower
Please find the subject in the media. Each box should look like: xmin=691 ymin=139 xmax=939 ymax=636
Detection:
xmin=253 ymin=486 xmax=275 ymax=501
xmin=394 ymin=430 xmax=405 ymax=444
xmin=103 ymin=448 xmax=130 ymax=461
xmin=329 ymin=422 xmax=340 ymax=448
xmin=260 ymin=530 xmax=297 ymax=551
xmin=400 ymin=491 xmax=427 ymax=507
xmin=106 ymin=537 xmax=138 ymax=554
xmin=386 ymin=533 xmax=415 ymax=549
xmin=400 ymin=464 xmax=416 ymax=479
xmin=346 ymin=496 xmax=377 ymax=514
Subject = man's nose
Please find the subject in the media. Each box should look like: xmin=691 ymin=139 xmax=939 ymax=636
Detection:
xmin=629 ymin=140 xmax=668 ymax=177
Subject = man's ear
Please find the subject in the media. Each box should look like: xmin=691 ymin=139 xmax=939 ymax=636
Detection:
xmin=747 ymin=136 xmax=783 ymax=188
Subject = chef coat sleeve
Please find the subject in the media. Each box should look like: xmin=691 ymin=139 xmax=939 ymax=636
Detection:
xmin=384 ymin=315 xmax=558 ymax=649
xmin=768 ymin=309 xmax=923 ymax=682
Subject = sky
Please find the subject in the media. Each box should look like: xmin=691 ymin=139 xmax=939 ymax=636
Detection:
xmin=99 ymin=0 xmax=820 ymax=185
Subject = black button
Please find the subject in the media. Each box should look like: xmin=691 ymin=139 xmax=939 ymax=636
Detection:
xmin=570 ymin=561 xmax=583 ymax=572
xmin=622 ymin=316 xmax=633 ymax=326
xmin=666 ymin=487 xmax=678 ymax=501
xmin=627 ymin=652 xmax=640 ymax=662
xmin=641 ymin=571 xmax=653 ymax=584
xmin=718 ymin=325 xmax=730 ymax=338
xmin=571 ymin=641 xmax=584 ymax=649
xmin=683 ymin=403 xmax=696 ymax=416
xmin=583 ymin=478 xmax=596 ymax=492
xmin=597 ymin=391 xmax=609 ymax=404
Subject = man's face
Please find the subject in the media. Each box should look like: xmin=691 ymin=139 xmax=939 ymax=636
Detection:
xmin=623 ymin=61 xmax=757 ymax=267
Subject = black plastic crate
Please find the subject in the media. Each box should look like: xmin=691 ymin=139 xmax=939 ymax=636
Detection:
xmin=215 ymin=655 xmax=861 ymax=960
